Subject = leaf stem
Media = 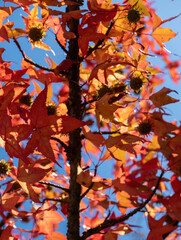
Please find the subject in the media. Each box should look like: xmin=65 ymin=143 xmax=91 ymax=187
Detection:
xmin=39 ymin=181 xmax=69 ymax=193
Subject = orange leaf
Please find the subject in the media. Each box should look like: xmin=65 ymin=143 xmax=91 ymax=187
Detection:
xmin=17 ymin=159 xmax=52 ymax=184
xmin=151 ymin=27 xmax=177 ymax=48
xmin=149 ymin=87 xmax=179 ymax=108
xmin=152 ymin=12 xmax=181 ymax=32
xmin=0 ymin=9 xmax=9 ymax=28
xmin=82 ymin=126 xmax=105 ymax=148
xmin=116 ymin=191 xmax=133 ymax=208
xmin=47 ymin=232 xmax=67 ymax=240
xmin=35 ymin=203 xmax=64 ymax=237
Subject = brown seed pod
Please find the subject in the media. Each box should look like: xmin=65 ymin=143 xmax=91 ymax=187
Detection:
xmin=19 ymin=94 xmax=32 ymax=107
xmin=28 ymin=27 xmax=44 ymax=42
xmin=127 ymin=9 xmax=141 ymax=23
xmin=130 ymin=77 xmax=143 ymax=91
xmin=46 ymin=103 xmax=57 ymax=115
xmin=137 ymin=122 xmax=152 ymax=135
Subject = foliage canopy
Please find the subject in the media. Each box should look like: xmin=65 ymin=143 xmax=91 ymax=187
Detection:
xmin=0 ymin=0 xmax=181 ymax=239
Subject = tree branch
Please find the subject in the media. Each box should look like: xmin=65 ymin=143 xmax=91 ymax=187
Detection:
xmin=80 ymin=170 xmax=164 ymax=240
xmin=13 ymin=37 xmax=54 ymax=72
xmin=39 ymin=181 xmax=69 ymax=193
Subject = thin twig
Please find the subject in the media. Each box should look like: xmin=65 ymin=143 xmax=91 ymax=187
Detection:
xmin=86 ymin=21 xmax=114 ymax=59
xmin=50 ymin=137 xmax=68 ymax=151
xmin=79 ymin=21 xmax=114 ymax=62
xmin=55 ymin=34 xmax=69 ymax=54
xmin=13 ymin=37 xmax=54 ymax=72
xmin=80 ymin=182 xmax=94 ymax=200
xmin=42 ymin=197 xmax=68 ymax=203
xmin=39 ymin=181 xmax=69 ymax=193
xmin=80 ymin=170 xmax=164 ymax=240
xmin=92 ymin=130 xmax=119 ymax=135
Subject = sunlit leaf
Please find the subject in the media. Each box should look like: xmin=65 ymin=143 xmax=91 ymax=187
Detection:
xmin=149 ymin=87 xmax=179 ymax=107
xmin=151 ymin=27 xmax=177 ymax=48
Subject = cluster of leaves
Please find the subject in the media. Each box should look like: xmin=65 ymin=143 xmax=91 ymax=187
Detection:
xmin=0 ymin=0 xmax=181 ymax=239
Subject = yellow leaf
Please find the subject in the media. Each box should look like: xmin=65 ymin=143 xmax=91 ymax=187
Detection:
xmin=7 ymin=28 xmax=27 ymax=38
xmin=47 ymin=84 xmax=53 ymax=102
xmin=116 ymin=191 xmax=133 ymax=208
xmin=34 ymin=41 xmax=51 ymax=51
xmin=151 ymin=27 xmax=177 ymax=48
xmin=30 ymin=5 xmax=38 ymax=20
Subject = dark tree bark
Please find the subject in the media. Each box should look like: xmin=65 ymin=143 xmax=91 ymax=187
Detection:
xmin=66 ymin=0 xmax=83 ymax=239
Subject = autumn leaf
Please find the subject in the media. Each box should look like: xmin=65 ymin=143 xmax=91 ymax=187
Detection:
xmin=152 ymin=12 xmax=181 ymax=32
xmin=147 ymin=215 xmax=177 ymax=240
xmin=0 ymin=191 xmax=26 ymax=212
xmin=34 ymin=203 xmax=64 ymax=237
xmin=105 ymin=134 xmax=144 ymax=159
xmin=151 ymin=27 xmax=177 ymax=48
xmin=17 ymin=159 xmax=52 ymax=184
xmin=24 ymin=85 xmax=92 ymax=162
xmin=47 ymin=232 xmax=67 ymax=240
xmin=77 ymin=166 xmax=92 ymax=188
xmin=0 ymin=25 xmax=9 ymax=42
xmin=95 ymin=93 xmax=128 ymax=128
xmin=82 ymin=126 xmax=105 ymax=148
xmin=0 ymin=225 xmax=13 ymax=240
xmin=54 ymin=59 xmax=75 ymax=75
xmin=149 ymin=87 xmax=179 ymax=108
xmin=16 ymin=159 xmax=52 ymax=202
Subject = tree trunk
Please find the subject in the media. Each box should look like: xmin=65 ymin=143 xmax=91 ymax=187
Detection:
xmin=66 ymin=1 xmax=82 ymax=239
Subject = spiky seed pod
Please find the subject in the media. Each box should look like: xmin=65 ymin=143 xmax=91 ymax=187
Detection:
xmin=19 ymin=94 xmax=32 ymax=107
xmin=137 ymin=122 xmax=152 ymax=135
xmin=28 ymin=27 xmax=44 ymax=42
xmin=0 ymin=159 xmax=10 ymax=175
xmin=130 ymin=77 xmax=143 ymax=91
xmin=46 ymin=103 xmax=57 ymax=115
xmin=127 ymin=9 xmax=141 ymax=23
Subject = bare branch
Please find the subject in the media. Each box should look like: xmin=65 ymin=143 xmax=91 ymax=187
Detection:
xmin=39 ymin=181 xmax=69 ymax=193
xmin=80 ymin=170 xmax=164 ymax=240
xmin=55 ymin=34 xmax=69 ymax=55
xmin=13 ymin=37 xmax=54 ymax=72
